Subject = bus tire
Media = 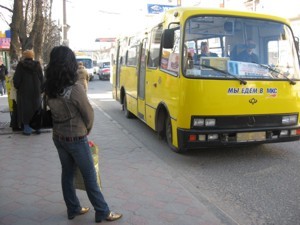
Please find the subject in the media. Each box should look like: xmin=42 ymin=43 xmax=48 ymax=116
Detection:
xmin=123 ymin=95 xmax=134 ymax=118
xmin=165 ymin=116 xmax=184 ymax=153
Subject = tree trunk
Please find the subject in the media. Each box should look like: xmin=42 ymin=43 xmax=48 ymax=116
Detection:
xmin=9 ymin=0 xmax=23 ymax=62
xmin=7 ymin=0 xmax=59 ymax=64
xmin=32 ymin=0 xmax=44 ymax=62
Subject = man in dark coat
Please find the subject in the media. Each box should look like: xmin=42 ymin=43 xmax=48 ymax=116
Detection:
xmin=13 ymin=50 xmax=44 ymax=135
xmin=237 ymin=39 xmax=259 ymax=63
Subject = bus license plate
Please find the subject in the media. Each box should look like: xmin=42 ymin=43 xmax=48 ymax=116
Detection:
xmin=237 ymin=132 xmax=266 ymax=142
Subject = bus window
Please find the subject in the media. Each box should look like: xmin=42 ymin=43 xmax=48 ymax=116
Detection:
xmin=148 ymin=26 xmax=163 ymax=68
xmin=184 ymin=16 xmax=300 ymax=80
xmin=127 ymin=45 xmax=139 ymax=66
xmin=160 ymin=29 xmax=180 ymax=75
xmin=126 ymin=36 xmax=140 ymax=67
xmin=268 ymin=39 xmax=295 ymax=68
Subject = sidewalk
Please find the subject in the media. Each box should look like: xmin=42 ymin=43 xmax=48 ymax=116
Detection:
xmin=0 ymin=94 xmax=235 ymax=225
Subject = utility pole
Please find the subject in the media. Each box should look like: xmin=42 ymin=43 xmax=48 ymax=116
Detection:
xmin=62 ymin=0 xmax=69 ymax=46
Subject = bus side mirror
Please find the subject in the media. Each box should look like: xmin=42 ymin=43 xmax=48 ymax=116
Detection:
xmin=162 ymin=29 xmax=174 ymax=49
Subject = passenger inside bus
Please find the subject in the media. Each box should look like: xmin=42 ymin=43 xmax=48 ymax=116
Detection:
xmin=236 ymin=39 xmax=259 ymax=63
xmin=198 ymin=42 xmax=218 ymax=58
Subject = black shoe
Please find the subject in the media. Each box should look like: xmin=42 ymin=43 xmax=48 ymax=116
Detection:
xmin=68 ymin=207 xmax=90 ymax=220
xmin=12 ymin=127 xmax=22 ymax=131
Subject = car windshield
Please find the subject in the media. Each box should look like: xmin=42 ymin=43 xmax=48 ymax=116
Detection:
xmin=183 ymin=16 xmax=300 ymax=81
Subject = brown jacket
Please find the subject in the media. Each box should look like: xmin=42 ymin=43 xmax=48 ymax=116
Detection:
xmin=47 ymin=83 xmax=94 ymax=137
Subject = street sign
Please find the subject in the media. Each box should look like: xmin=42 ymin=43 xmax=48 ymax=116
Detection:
xmin=0 ymin=38 xmax=10 ymax=50
xmin=147 ymin=4 xmax=176 ymax=14
xmin=95 ymin=38 xmax=116 ymax=42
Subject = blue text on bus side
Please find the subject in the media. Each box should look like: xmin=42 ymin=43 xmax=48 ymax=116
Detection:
xmin=228 ymin=87 xmax=265 ymax=94
xmin=267 ymin=88 xmax=277 ymax=94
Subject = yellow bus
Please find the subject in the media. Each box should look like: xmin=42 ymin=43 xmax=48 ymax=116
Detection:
xmin=111 ymin=7 xmax=300 ymax=153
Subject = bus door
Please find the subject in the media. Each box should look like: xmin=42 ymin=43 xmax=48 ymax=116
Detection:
xmin=137 ymin=38 xmax=147 ymax=121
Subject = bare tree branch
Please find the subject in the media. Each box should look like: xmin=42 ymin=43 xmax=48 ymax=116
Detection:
xmin=0 ymin=4 xmax=13 ymax=13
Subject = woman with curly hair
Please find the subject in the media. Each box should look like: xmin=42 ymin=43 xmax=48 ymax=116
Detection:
xmin=44 ymin=45 xmax=122 ymax=223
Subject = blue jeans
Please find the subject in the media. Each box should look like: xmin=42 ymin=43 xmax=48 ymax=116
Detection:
xmin=53 ymin=136 xmax=110 ymax=219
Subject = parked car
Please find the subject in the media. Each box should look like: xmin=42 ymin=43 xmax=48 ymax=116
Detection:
xmin=98 ymin=62 xmax=110 ymax=80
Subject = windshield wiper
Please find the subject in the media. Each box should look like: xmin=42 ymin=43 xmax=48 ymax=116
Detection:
xmin=200 ymin=64 xmax=247 ymax=85
xmin=258 ymin=64 xmax=296 ymax=85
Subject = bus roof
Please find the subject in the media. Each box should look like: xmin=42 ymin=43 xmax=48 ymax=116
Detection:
xmin=76 ymin=56 xmax=93 ymax=60
xmin=163 ymin=7 xmax=290 ymax=26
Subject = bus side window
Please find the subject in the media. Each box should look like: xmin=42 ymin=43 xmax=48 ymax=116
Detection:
xmin=148 ymin=26 xmax=163 ymax=69
xmin=160 ymin=29 xmax=180 ymax=75
xmin=148 ymin=48 xmax=159 ymax=67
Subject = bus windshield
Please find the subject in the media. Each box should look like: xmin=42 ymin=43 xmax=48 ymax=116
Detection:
xmin=76 ymin=58 xmax=93 ymax=69
xmin=183 ymin=16 xmax=300 ymax=81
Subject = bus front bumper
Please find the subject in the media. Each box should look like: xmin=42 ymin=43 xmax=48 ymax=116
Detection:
xmin=177 ymin=126 xmax=300 ymax=150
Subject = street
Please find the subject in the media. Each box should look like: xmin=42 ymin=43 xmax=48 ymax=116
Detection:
xmin=88 ymin=79 xmax=300 ymax=225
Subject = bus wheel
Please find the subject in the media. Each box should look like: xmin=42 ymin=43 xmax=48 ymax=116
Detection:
xmin=123 ymin=95 xmax=134 ymax=118
xmin=165 ymin=116 xmax=182 ymax=153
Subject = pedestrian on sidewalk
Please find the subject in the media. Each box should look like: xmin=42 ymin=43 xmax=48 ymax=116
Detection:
xmin=13 ymin=50 xmax=44 ymax=135
xmin=8 ymin=61 xmax=21 ymax=131
xmin=77 ymin=61 xmax=89 ymax=93
xmin=0 ymin=57 xmax=8 ymax=96
xmin=44 ymin=45 xmax=122 ymax=223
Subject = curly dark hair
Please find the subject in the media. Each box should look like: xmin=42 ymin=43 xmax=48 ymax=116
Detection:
xmin=44 ymin=46 xmax=78 ymax=98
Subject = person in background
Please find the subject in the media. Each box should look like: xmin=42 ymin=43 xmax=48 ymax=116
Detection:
xmin=198 ymin=41 xmax=218 ymax=58
xmin=13 ymin=50 xmax=44 ymax=135
xmin=8 ymin=61 xmax=21 ymax=131
xmin=0 ymin=57 xmax=8 ymax=96
xmin=77 ymin=61 xmax=89 ymax=92
xmin=237 ymin=39 xmax=259 ymax=63
xmin=44 ymin=45 xmax=122 ymax=223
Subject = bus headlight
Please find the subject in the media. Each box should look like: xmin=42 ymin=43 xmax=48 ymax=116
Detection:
xmin=193 ymin=118 xmax=204 ymax=127
xmin=193 ymin=118 xmax=216 ymax=127
xmin=282 ymin=115 xmax=297 ymax=125
xmin=205 ymin=118 xmax=216 ymax=127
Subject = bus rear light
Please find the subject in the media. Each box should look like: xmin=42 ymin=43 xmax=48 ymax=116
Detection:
xmin=296 ymin=129 xmax=300 ymax=135
xmin=189 ymin=134 xmax=197 ymax=141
